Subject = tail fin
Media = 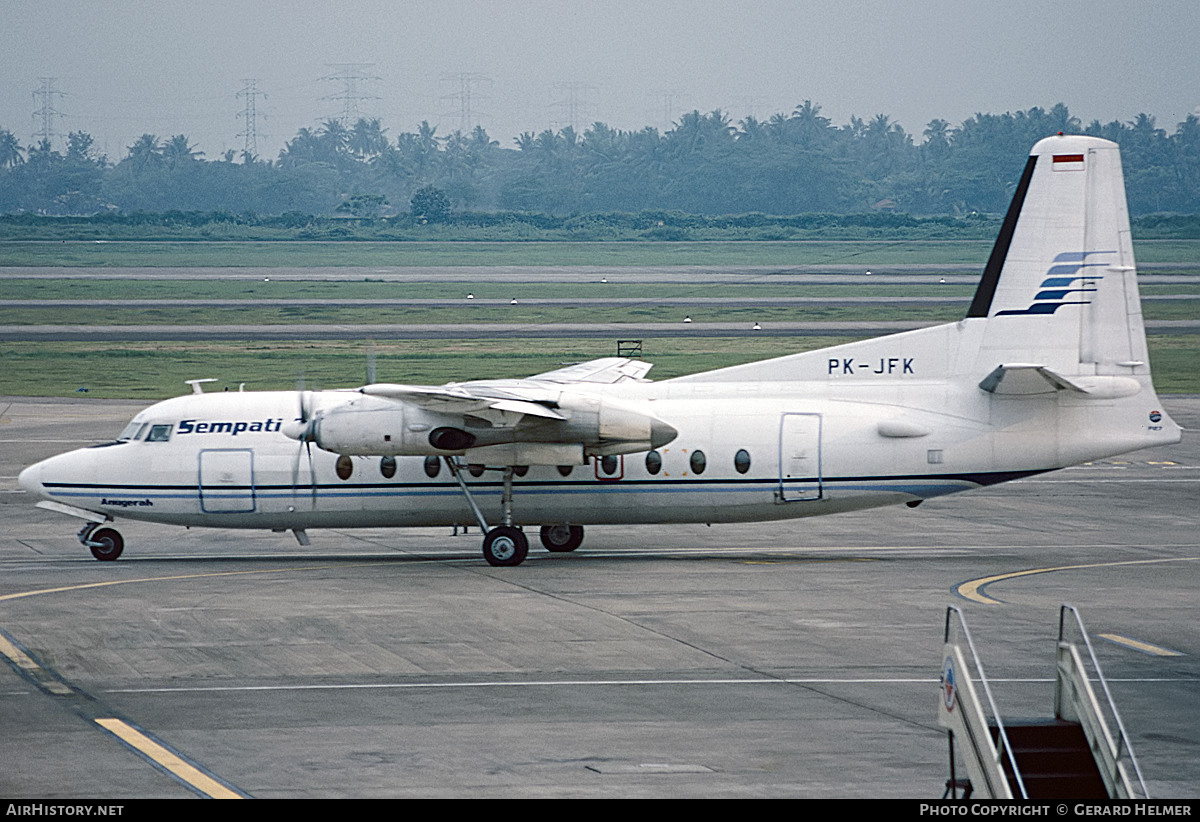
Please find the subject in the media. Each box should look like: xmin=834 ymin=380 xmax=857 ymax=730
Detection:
xmin=969 ymin=135 xmax=1150 ymax=381
xmin=671 ymin=135 xmax=1161 ymax=399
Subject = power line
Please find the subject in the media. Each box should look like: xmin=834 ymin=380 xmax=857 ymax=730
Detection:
xmin=439 ymin=73 xmax=491 ymax=133
xmin=649 ymin=88 xmax=686 ymax=132
xmin=551 ymin=82 xmax=598 ymax=133
xmin=236 ymin=78 xmax=266 ymax=159
xmin=319 ymin=63 xmax=381 ymax=126
xmin=31 ymin=77 xmax=67 ymax=148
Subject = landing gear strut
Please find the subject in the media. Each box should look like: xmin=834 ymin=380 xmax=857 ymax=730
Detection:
xmin=79 ymin=522 xmax=124 ymax=561
xmin=446 ymin=458 xmax=529 ymax=567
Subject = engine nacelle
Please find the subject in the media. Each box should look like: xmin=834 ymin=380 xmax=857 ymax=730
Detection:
xmin=296 ymin=391 xmax=677 ymax=462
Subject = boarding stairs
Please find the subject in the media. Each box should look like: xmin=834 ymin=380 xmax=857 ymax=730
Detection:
xmin=938 ymin=605 xmax=1149 ymax=800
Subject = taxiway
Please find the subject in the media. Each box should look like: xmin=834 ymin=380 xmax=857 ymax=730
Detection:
xmin=1 ymin=396 xmax=1196 ymax=798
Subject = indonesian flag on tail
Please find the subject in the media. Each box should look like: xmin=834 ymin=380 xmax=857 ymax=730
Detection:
xmin=1052 ymin=153 xmax=1085 ymax=171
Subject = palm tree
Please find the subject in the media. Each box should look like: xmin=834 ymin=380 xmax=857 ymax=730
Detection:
xmin=317 ymin=119 xmax=350 ymax=164
xmin=349 ymin=117 xmax=388 ymax=159
xmin=0 ymin=129 xmax=24 ymax=169
xmin=514 ymin=131 xmax=536 ymax=152
xmin=787 ymin=100 xmax=832 ymax=148
xmin=923 ymin=119 xmax=951 ymax=148
xmin=162 ymin=134 xmax=203 ymax=168
xmin=126 ymin=134 xmax=163 ymax=174
xmin=66 ymin=131 xmax=97 ymax=163
xmin=278 ymin=127 xmax=321 ymax=167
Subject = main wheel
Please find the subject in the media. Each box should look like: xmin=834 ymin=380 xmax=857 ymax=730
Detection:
xmin=482 ymin=525 xmax=528 ymax=567
xmin=539 ymin=524 xmax=584 ymax=553
xmin=88 ymin=527 xmax=124 ymax=561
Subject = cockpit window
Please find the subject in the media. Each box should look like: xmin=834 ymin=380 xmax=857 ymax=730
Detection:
xmin=145 ymin=424 xmax=173 ymax=442
xmin=117 ymin=421 xmax=144 ymax=441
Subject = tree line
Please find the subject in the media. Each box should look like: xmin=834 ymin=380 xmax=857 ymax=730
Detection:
xmin=2 ymin=102 xmax=1198 ymax=219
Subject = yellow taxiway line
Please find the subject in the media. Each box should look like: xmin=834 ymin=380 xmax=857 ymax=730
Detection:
xmin=956 ymin=557 xmax=1199 ymax=605
xmin=95 ymin=718 xmax=242 ymax=799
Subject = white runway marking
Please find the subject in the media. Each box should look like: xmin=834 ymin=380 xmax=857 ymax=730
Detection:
xmin=104 ymin=674 xmax=1196 ymax=695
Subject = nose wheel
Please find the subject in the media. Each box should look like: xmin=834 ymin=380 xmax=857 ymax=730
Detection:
xmin=79 ymin=523 xmax=124 ymax=561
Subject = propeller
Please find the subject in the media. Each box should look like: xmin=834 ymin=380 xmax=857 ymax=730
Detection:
xmin=282 ymin=385 xmax=318 ymax=504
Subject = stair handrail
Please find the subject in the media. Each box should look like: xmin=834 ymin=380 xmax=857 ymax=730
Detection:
xmin=1057 ymin=604 xmax=1150 ymax=799
xmin=944 ymin=606 xmax=1028 ymax=799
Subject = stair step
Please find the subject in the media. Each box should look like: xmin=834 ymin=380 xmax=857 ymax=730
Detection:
xmin=991 ymin=720 xmax=1109 ymax=799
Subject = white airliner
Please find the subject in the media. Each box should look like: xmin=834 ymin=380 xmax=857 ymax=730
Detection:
xmin=19 ymin=136 xmax=1183 ymax=566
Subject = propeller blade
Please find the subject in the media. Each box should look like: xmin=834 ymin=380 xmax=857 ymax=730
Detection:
xmin=305 ymin=440 xmax=316 ymax=503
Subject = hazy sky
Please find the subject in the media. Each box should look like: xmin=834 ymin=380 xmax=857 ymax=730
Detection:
xmin=4 ymin=0 xmax=1197 ymax=162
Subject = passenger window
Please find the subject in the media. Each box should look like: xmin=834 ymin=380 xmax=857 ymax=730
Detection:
xmin=645 ymin=451 xmax=662 ymax=475
xmin=600 ymin=455 xmax=619 ymax=476
xmin=734 ymin=449 xmax=751 ymax=474
xmin=145 ymin=424 xmax=172 ymax=442
xmin=336 ymin=455 xmax=354 ymax=480
xmin=690 ymin=450 xmax=706 ymax=475
xmin=380 ymin=456 xmax=397 ymax=478
xmin=557 ymin=465 xmax=573 ymax=477
xmin=424 ymin=456 xmax=441 ymax=478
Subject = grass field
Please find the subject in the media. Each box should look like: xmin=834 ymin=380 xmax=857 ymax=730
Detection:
xmin=3 ymin=332 xmax=1197 ymax=399
xmin=0 ymin=337 xmax=858 ymax=399
xmin=2 ymin=239 xmax=1196 ymax=398
xmin=3 ymin=238 xmax=1199 ymax=269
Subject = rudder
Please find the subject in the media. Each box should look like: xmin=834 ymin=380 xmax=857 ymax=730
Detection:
xmin=970 ymin=135 xmax=1149 ymax=380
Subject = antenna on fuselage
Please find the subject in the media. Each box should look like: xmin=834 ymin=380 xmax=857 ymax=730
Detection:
xmin=185 ymin=378 xmax=218 ymax=395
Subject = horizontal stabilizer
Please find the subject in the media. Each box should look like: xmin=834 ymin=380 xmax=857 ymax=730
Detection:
xmin=979 ymin=364 xmax=1141 ymax=398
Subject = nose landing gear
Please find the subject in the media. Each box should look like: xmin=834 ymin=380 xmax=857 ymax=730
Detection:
xmin=79 ymin=522 xmax=124 ymax=561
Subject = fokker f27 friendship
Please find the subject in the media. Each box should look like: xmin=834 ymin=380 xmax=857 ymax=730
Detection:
xmin=19 ymin=136 xmax=1183 ymax=566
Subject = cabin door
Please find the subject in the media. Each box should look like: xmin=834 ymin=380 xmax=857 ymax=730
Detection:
xmin=777 ymin=413 xmax=823 ymax=502
xmin=199 ymin=449 xmax=257 ymax=513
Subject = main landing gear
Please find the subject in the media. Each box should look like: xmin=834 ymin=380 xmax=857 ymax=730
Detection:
xmin=444 ymin=458 xmax=584 ymax=566
xmin=539 ymin=524 xmax=584 ymax=553
xmin=79 ymin=522 xmax=124 ymax=561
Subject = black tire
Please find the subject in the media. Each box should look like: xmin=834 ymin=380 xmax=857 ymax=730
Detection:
xmin=89 ymin=528 xmax=124 ymax=561
xmin=482 ymin=526 xmax=528 ymax=567
xmin=539 ymin=524 xmax=584 ymax=553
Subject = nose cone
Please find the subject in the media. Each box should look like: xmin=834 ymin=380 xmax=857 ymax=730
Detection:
xmin=18 ymin=450 xmax=96 ymax=501
xmin=18 ymin=461 xmax=44 ymax=497
xmin=650 ymin=418 xmax=678 ymax=449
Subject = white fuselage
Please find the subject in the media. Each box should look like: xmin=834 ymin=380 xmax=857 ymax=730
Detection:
xmin=18 ymin=371 xmax=1176 ymax=534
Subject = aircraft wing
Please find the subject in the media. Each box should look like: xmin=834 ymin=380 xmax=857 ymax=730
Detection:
xmin=528 ymin=357 xmax=653 ymax=384
xmin=359 ymin=357 xmax=653 ymax=419
xmin=359 ymin=383 xmax=567 ymax=420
